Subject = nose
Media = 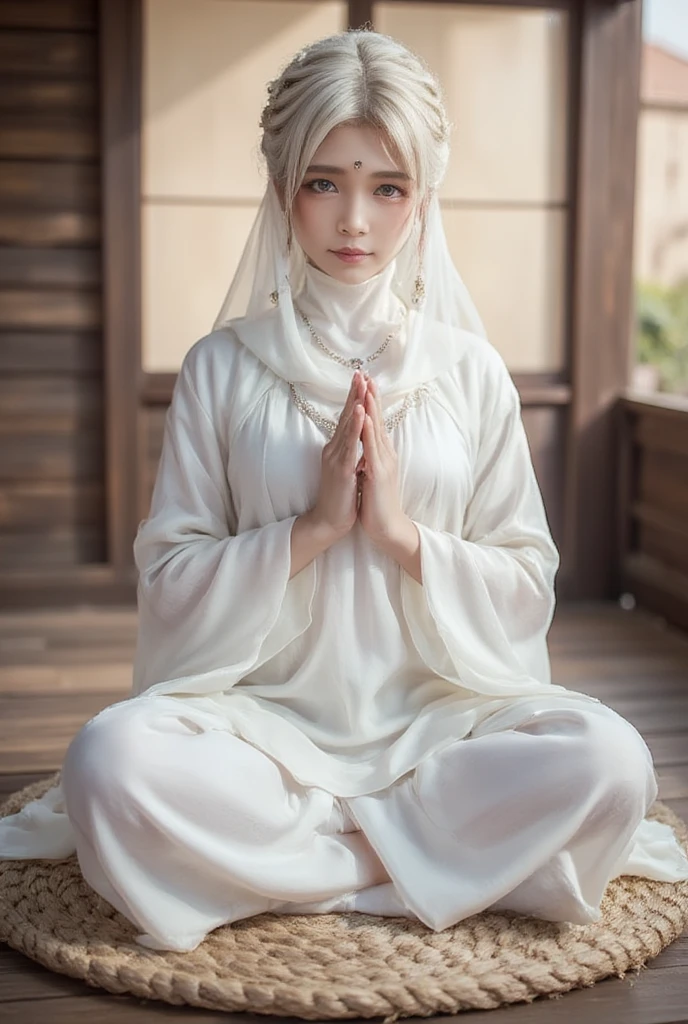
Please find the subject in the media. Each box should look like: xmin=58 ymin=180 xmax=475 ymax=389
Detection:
xmin=337 ymin=193 xmax=369 ymax=237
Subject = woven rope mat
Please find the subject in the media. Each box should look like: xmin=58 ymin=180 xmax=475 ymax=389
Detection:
xmin=1 ymin=774 xmax=687 ymax=1019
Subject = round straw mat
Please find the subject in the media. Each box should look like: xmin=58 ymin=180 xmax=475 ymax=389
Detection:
xmin=1 ymin=774 xmax=687 ymax=1019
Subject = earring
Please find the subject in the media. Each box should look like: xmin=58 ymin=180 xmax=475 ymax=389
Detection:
xmin=412 ymin=275 xmax=426 ymax=306
xmin=270 ymin=290 xmax=279 ymax=306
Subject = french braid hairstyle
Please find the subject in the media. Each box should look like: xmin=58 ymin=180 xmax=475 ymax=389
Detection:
xmin=258 ymin=30 xmax=451 ymax=251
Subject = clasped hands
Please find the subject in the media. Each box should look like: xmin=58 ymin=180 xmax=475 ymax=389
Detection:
xmin=315 ymin=370 xmax=421 ymax=580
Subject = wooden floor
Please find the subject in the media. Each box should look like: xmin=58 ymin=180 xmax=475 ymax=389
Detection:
xmin=0 ymin=601 xmax=687 ymax=1024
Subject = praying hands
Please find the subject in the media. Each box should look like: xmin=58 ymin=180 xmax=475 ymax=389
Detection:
xmin=298 ymin=370 xmax=422 ymax=583
xmin=357 ymin=375 xmax=423 ymax=583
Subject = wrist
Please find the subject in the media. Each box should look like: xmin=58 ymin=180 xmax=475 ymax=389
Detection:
xmin=375 ymin=514 xmax=418 ymax=554
xmin=299 ymin=510 xmax=347 ymax=550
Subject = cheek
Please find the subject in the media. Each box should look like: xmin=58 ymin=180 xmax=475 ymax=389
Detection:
xmin=292 ymin=195 xmax=324 ymax=243
xmin=383 ymin=204 xmax=416 ymax=246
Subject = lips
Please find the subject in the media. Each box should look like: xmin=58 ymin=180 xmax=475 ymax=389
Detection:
xmin=331 ymin=248 xmax=371 ymax=263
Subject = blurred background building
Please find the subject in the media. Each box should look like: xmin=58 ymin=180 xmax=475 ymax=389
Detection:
xmin=634 ymin=32 xmax=688 ymax=396
xmin=0 ymin=0 xmax=687 ymax=634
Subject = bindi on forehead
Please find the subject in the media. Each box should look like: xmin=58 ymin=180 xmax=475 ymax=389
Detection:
xmin=305 ymin=163 xmax=411 ymax=181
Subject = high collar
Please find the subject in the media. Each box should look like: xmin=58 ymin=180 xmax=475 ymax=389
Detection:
xmin=297 ymin=259 xmax=400 ymax=347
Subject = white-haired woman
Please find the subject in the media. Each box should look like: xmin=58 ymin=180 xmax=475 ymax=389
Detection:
xmin=2 ymin=29 xmax=687 ymax=952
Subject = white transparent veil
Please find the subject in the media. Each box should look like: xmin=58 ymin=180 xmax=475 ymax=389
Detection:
xmin=213 ymin=179 xmax=489 ymax=415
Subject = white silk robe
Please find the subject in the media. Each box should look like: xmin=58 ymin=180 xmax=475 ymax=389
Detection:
xmin=2 ymin=267 xmax=688 ymax=900
xmin=127 ymin=322 xmax=601 ymax=795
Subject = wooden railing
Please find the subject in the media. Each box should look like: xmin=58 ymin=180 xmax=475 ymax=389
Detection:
xmin=618 ymin=392 xmax=688 ymax=632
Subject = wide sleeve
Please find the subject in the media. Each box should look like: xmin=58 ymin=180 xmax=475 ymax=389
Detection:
xmin=131 ymin=347 xmax=316 ymax=698
xmin=401 ymin=351 xmax=563 ymax=697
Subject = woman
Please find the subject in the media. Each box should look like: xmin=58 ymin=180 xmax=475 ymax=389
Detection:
xmin=2 ymin=29 xmax=687 ymax=952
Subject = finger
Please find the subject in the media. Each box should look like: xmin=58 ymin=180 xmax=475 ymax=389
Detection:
xmin=368 ymin=375 xmax=382 ymax=416
xmin=341 ymin=371 xmax=362 ymax=423
xmin=369 ymin=377 xmax=388 ymax=442
xmin=333 ymin=374 xmax=363 ymax=443
xmin=363 ymin=412 xmax=379 ymax=466
xmin=333 ymin=399 xmax=360 ymax=457
xmin=348 ymin=405 xmax=366 ymax=466
xmin=366 ymin=389 xmax=383 ymax=447
xmin=369 ymin=377 xmax=392 ymax=450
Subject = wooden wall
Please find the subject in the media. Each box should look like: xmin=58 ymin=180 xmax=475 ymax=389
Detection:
xmin=0 ymin=1 xmax=104 ymax=574
xmin=618 ymin=395 xmax=688 ymax=633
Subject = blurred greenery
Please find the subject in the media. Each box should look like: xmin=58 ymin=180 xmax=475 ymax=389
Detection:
xmin=635 ymin=279 xmax=688 ymax=394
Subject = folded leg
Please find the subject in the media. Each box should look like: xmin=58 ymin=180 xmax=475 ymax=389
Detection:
xmin=347 ymin=696 xmax=664 ymax=931
xmin=61 ymin=696 xmax=389 ymax=951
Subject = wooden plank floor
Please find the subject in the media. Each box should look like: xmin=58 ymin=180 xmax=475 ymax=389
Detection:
xmin=0 ymin=601 xmax=687 ymax=1024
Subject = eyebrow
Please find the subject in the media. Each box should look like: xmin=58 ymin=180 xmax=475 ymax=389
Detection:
xmin=305 ymin=164 xmax=411 ymax=181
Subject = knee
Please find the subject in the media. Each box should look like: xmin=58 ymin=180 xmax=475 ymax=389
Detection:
xmin=574 ymin=710 xmax=657 ymax=813
xmin=61 ymin=699 xmax=152 ymax=811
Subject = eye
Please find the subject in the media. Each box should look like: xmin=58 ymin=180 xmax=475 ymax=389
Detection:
xmin=305 ymin=178 xmax=337 ymax=193
xmin=375 ymin=184 xmax=405 ymax=198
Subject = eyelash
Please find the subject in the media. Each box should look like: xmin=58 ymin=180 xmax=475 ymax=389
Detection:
xmin=304 ymin=179 xmax=407 ymax=198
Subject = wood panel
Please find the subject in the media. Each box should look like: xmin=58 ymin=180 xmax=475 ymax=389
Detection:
xmin=0 ymin=481 xmax=102 ymax=528
xmin=562 ymin=0 xmax=643 ymax=601
xmin=0 ymin=289 xmax=100 ymax=330
xmin=0 ymin=332 xmax=101 ymax=374
xmin=100 ymin=0 xmax=142 ymax=574
xmin=0 ymin=247 xmax=99 ymax=288
xmin=0 ymin=432 xmax=101 ymax=482
xmin=0 ymin=0 xmax=104 ymax=593
xmin=638 ymin=452 xmax=688 ymax=521
xmin=0 ymin=567 xmax=136 ymax=610
xmin=0 ymin=115 xmax=97 ymax=160
xmin=0 ymin=528 xmax=103 ymax=569
xmin=0 ymin=31 xmax=96 ymax=78
xmin=0 ymin=161 xmax=99 ymax=209
xmin=0 ymin=210 xmax=99 ymax=246
xmin=619 ymin=396 xmax=688 ymax=634
xmin=0 ymin=1 xmax=96 ymax=31
xmin=0 ymin=77 xmax=96 ymax=112
xmin=0 ymin=375 xmax=101 ymax=431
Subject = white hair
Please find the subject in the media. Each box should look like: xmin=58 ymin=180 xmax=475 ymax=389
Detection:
xmin=259 ymin=30 xmax=451 ymax=234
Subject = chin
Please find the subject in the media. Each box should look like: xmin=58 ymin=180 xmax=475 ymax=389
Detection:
xmin=326 ymin=257 xmax=384 ymax=285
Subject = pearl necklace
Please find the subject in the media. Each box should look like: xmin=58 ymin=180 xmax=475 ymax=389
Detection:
xmin=288 ymin=381 xmax=433 ymax=440
xmin=293 ymin=303 xmax=407 ymax=371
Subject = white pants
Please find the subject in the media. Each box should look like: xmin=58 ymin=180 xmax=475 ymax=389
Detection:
xmin=60 ymin=694 xmax=663 ymax=951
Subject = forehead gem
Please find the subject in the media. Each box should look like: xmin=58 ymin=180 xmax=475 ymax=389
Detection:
xmin=353 ymin=160 xmax=362 ymax=169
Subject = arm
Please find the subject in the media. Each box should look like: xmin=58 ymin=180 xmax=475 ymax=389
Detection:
xmin=400 ymin=351 xmax=562 ymax=697
xmin=290 ymin=511 xmax=342 ymax=579
xmin=132 ymin=345 xmax=318 ymax=697
xmin=375 ymin=516 xmax=422 ymax=584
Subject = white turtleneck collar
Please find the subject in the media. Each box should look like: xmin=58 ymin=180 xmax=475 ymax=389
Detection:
xmin=296 ymin=259 xmax=401 ymax=351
